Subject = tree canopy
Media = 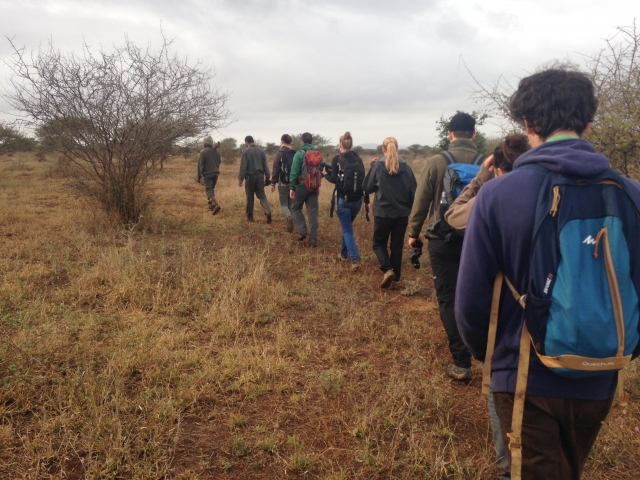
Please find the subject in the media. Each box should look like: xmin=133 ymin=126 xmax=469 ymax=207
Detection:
xmin=2 ymin=35 xmax=230 ymax=224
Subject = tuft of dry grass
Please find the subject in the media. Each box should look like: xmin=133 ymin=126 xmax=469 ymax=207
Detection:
xmin=0 ymin=152 xmax=638 ymax=478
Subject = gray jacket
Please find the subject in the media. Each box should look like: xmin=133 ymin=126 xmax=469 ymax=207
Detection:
xmin=239 ymin=144 xmax=270 ymax=181
xmin=198 ymin=146 xmax=221 ymax=179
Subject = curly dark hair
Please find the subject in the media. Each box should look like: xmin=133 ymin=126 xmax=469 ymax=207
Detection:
xmin=508 ymin=67 xmax=597 ymax=140
xmin=493 ymin=134 xmax=531 ymax=172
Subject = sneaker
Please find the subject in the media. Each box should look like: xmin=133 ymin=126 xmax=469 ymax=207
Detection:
xmin=265 ymin=211 xmax=272 ymax=224
xmin=286 ymin=217 xmax=294 ymax=233
xmin=338 ymin=254 xmax=349 ymax=262
xmin=351 ymin=263 xmax=360 ymax=272
xmin=380 ymin=270 xmax=396 ymax=289
xmin=446 ymin=364 xmax=472 ymax=381
xmin=212 ymin=205 xmax=221 ymax=215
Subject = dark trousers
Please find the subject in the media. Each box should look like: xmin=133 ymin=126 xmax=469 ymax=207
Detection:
xmin=494 ymin=393 xmax=613 ymax=480
xmin=291 ymin=188 xmax=319 ymax=242
xmin=203 ymin=174 xmax=219 ymax=199
xmin=427 ymin=237 xmax=471 ymax=368
xmin=244 ymin=174 xmax=270 ymax=220
xmin=372 ymin=216 xmax=408 ymax=281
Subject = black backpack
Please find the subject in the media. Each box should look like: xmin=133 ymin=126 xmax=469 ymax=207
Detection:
xmin=338 ymin=153 xmax=365 ymax=199
xmin=279 ymin=148 xmax=296 ymax=184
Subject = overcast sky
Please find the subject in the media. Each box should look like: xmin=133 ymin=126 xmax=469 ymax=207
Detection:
xmin=1 ymin=0 xmax=639 ymax=146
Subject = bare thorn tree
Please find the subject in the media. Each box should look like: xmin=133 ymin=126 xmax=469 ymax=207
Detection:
xmin=2 ymin=35 xmax=231 ymax=225
xmin=585 ymin=20 xmax=640 ymax=177
xmin=466 ymin=21 xmax=640 ymax=179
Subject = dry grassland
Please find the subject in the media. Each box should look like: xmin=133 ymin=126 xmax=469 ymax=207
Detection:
xmin=0 ymin=152 xmax=639 ymax=479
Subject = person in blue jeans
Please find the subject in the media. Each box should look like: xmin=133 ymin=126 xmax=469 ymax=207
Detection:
xmin=324 ymin=131 xmax=369 ymax=271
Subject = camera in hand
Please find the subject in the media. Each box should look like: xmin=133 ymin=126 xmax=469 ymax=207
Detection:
xmin=320 ymin=161 xmax=332 ymax=175
xmin=409 ymin=238 xmax=424 ymax=269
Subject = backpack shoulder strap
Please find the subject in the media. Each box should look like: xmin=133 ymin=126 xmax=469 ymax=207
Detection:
xmin=472 ymin=153 xmax=486 ymax=165
xmin=440 ymin=151 xmax=455 ymax=165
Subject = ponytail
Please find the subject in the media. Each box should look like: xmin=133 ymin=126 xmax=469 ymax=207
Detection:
xmin=383 ymin=137 xmax=399 ymax=175
xmin=340 ymin=131 xmax=353 ymax=151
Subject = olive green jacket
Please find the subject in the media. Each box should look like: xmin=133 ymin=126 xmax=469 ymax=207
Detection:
xmin=407 ymin=139 xmax=481 ymax=238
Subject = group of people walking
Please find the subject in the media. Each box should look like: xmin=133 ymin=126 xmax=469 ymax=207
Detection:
xmin=197 ymin=66 xmax=640 ymax=480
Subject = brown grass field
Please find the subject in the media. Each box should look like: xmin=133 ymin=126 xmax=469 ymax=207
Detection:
xmin=0 ymin=151 xmax=639 ymax=479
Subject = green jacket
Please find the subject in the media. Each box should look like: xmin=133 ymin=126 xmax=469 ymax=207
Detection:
xmin=408 ymin=139 xmax=481 ymax=238
xmin=289 ymin=144 xmax=318 ymax=190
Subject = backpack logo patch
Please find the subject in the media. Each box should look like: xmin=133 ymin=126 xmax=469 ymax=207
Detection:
xmin=582 ymin=235 xmax=597 ymax=245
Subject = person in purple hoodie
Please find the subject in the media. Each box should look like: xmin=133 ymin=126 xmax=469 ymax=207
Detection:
xmin=456 ymin=67 xmax=640 ymax=479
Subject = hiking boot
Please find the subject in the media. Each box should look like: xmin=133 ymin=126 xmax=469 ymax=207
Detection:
xmin=286 ymin=217 xmax=294 ymax=233
xmin=447 ymin=364 xmax=472 ymax=381
xmin=351 ymin=263 xmax=360 ymax=272
xmin=297 ymin=233 xmax=307 ymax=242
xmin=207 ymin=197 xmax=215 ymax=211
xmin=212 ymin=205 xmax=221 ymax=215
xmin=308 ymin=239 xmax=317 ymax=248
xmin=380 ymin=270 xmax=396 ymax=289
xmin=265 ymin=211 xmax=272 ymax=224
xmin=247 ymin=217 xmax=254 ymax=222
xmin=338 ymin=254 xmax=349 ymax=262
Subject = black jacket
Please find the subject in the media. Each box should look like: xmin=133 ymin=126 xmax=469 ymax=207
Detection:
xmin=325 ymin=151 xmax=369 ymax=203
xmin=363 ymin=157 xmax=417 ymax=218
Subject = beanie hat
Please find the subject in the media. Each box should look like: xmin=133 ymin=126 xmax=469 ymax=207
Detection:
xmin=448 ymin=112 xmax=476 ymax=132
xmin=203 ymin=135 xmax=214 ymax=146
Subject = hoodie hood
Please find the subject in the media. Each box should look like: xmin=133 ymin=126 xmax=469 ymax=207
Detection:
xmin=514 ymin=138 xmax=609 ymax=177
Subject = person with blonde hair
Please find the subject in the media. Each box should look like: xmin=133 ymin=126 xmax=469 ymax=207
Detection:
xmin=324 ymin=131 xmax=369 ymax=270
xmin=363 ymin=137 xmax=417 ymax=288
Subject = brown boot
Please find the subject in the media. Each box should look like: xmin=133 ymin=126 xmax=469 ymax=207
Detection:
xmin=210 ymin=197 xmax=221 ymax=215
xmin=207 ymin=197 xmax=215 ymax=211
xmin=265 ymin=211 xmax=272 ymax=224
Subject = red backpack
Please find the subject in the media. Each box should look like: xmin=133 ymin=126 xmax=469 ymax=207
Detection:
xmin=299 ymin=150 xmax=323 ymax=192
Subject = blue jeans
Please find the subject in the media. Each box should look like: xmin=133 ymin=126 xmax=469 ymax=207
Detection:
xmin=485 ymin=372 xmax=510 ymax=479
xmin=336 ymin=197 xmax=361 ymax=264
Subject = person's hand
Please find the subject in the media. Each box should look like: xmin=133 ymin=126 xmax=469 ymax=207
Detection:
xmin=238 ymin=182 xmax=243 ymax=188
xmin=270 ymin=185 xmax=275 ymax=192
xmin=372 ymin=157 xmax=380 ymax=162
xmin=365 ymin=204 xmax=370 ymax=213
xmin=289 ymin=190 xmax=295 ymax=199
xmin=483 ymin=155 xmax=495 ymax=171
xmin=408 ymin=236 xmax=422 ymax=249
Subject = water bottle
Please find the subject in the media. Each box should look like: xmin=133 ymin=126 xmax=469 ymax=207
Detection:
xmin=439 ymin=191 xmax=449 ymax=218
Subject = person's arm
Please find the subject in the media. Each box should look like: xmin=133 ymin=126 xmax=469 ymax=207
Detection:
xmin=445 ymin=165 xmax=493 ymax=230
xmin=197 ymin=150 xmax=205 ymax=180
xmin=238 ymin=150 xmax=247 ymax=184
xmin=363 ymin=161 xmax=378 ymax=194
xmin=261 ymin=150 xmax=270 ymax=180
xmin=325 ymin=155 xmax=339 ymax=184
xmin=455 ymin=189 xmax=500 ymax=360
xmin=407 ymin=159 xmax=437 ymax=238
xmin=408 ymin=165 xmax=417 ymax=207
xmin=271 ymin=151 xmax=282 ymax=185
xmin=289 ymin=150 xmax=303 ymax=189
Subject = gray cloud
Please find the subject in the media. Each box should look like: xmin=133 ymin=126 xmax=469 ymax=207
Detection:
xmin=1 ymin=0 xmax=639 ymax=145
